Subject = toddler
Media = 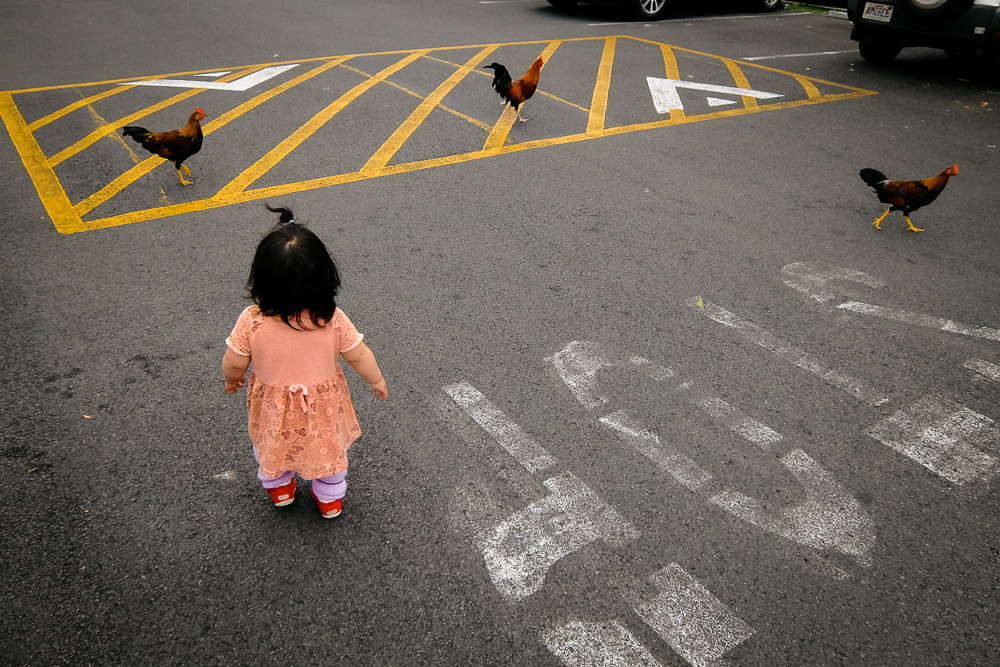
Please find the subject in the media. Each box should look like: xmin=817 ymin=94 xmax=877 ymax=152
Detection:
xmin=223 ymin=205 xmax=388 ymax=518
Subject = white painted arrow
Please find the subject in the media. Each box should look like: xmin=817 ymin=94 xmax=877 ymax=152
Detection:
xmin=119 ymin=64 xmax=298 ymax=91
xmin=646 ymin=77 xmax=783 ymax=114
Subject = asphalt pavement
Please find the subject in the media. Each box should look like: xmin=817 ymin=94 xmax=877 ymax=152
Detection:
xmin=1 ymin=1 xmax=997 ymax=665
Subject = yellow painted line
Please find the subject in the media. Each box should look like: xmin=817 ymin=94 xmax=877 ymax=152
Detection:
xmin=482 ymin=40 xmax=564 ymax=152
xmin=0 ymin=93 xmax=82 ymax=234
xmin=623 ymin=35 xmax=877 ymax=97
xmin=587 ymin=37 xmax=616 ymax=135
xmin=219 ymin=52 xmax=427 ymax=197
xmin=340 ymin=63 xmax=492 ymax=132
xmin=362 ymin=46 xmax=496 ymax=173
xmin=28 ymin=85 xmax=143 ymax=132
xmin=790 ymin=74 xmax=821 ymax=99
xmin=47 ymin=67 xmax=263 ymax=168
xmin=74 ymin=59 xmax=350 ymax=217
xmin=72 ymin=86 xmax=876 ymax=234
xmin=659 ymin=44 xmax=686 ymax=122
xmin=721 ymin=58 xmax=757 ymax=110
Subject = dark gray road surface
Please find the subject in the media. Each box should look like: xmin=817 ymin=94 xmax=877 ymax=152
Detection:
xmin=2 ymin=1 xmax=997 ymax=665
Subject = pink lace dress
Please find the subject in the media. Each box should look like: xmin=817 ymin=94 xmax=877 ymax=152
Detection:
xmin=226 ymin=305 xmax=364 ymax=480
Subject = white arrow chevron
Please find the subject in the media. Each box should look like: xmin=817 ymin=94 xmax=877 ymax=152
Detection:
xmin=646 ymin=76 xmax=783 ymax=113
xmin=120 ymin=65 xmax=299 ymax=91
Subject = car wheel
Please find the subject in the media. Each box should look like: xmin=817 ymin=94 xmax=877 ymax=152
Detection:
xmin=546 ymin=0 xmax=579 ymax=8
xmin=753 ymin=0 xmax=783 ymax=12
xmin=858 ymin=39 xmax=903 ymax=64
xmin=630 ymin=0 xmax=671 ymax=20
xmin=899 ymin=0 xmax=973 ymax=23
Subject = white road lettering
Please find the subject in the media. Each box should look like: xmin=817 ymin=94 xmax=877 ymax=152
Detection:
xmin=633 ymin=564 xmax=754 ymax=667
xmin=546 ymin=341 xmax=673 ymax=410
xmin=646 ymin=77 xmax=783 ymax=114
xmin=838 ymin=301 xmax=1000 ymax=342
xmin=692 ymin=299 xmax=890 ymax=406
xmin=710 ymin=449 xmax=875 ymax=567
xmin=600 ymin=410 xmax=713 ymax=491
xmin=867 ymin=395 xmax=999 ymax=485
xmin=781 ymin=261 xmax=885 ymax=303
xmin=964 ymin=358 xmax=1000 ymax=383
xmin=120 ymin=64 xmax=299 ymax=91
xmin=475 ymin=471 xmax=639 ymax=601
xmin=444 ymin=382 xmax=556 ymax=473
xmin=543 ymin=620 xmax=662 ymax=667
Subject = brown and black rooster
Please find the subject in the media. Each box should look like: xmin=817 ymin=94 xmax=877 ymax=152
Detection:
xmin=859 ymin=164 xmax=958 ymax=233
xmin=483 ymin=57 xmax=544 ymax=123
xmin=122 ymin=108 xmax=206 ymax=185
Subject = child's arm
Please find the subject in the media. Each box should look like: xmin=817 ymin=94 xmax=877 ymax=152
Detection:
xmin=222 ymin=348 xmax=251 ymax=394
xmin=341 ymin=342 xmax=388 ymax=400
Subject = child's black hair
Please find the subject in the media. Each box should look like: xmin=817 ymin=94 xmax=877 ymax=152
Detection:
xmin=247 ymin=205 xmax=341 ymax=330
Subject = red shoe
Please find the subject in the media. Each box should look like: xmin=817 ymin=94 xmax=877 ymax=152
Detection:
xmin=266 ymin=479 xmax=296 ymax=507
xmin=311 ymin=490 xmax=342 ymax=519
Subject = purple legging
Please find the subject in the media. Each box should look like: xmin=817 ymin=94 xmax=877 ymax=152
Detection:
xmin=253 ymin=447 xmax=347 ymax=502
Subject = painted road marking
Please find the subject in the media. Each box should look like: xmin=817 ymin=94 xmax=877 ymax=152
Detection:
xmin=867 ymin=395 xmax=999 ymax=485
xmin=710 ymin=449 xmax=874 ymax=568
xmin=781 ymin=261 xmax=886 ymax=303
xmin=475 ymin=471 xmax=639 ymax=601
xmin=601 ymin=410 xmax=714 ymax=491
xmin=646 ymin=77 xmax=783 ymax=114
xmin=443 ymin=382 xmax=556 ymax=473
xmin=2 ymin=37 xmax=875 ymax=234
xmin=783 ymin=261 xmax=1000 ymax=342
xmin=549 ymin=340 xmax=875 ymax=570
xmin=743 ymin=49 xmax=858 ymax=61
xmin=964 ymin=359 xmax=1000 ymax=383
xmin=838 ymin=302 xmax=1000 ymax=342
xmin=691 ymin=299 xmax=890 ymax=406
xmin=118 ymin=65 xmax=299 ymax=90
xmin=544 ymin=620 xmax=662 ymax=666
xmin=633 ymin=564 xmax=754 ymax=667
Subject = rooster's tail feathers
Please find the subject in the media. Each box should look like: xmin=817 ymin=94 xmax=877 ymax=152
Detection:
xmin=859 ymin=168 xmax=888 ymax=187
xmin=121 ymin=126 xmax=149 ymax=142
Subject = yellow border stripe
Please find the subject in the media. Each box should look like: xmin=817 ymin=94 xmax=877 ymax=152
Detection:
xmin=75 ymin=58 xmax=351 ymax=217
xmin=587 ymin=37 xmax=616 ymax=135
xmin=659 ymin=44 xmax=686 ymax=122
xmin=722 ymin=58 xmax=757 ymax=110
xmin=0 ymin=93 xmax=82 ymax=233
xmin=47 ymin=67 xmax=264 ymax=167
xmin=362 ymin=46 xmax=495 ymax=173
xmin=220 ymin=51 xmax=427 ymax=197
xmin=28 ymin=85 xmax=144 ymax=132
xmin=483 ymin=40 xmax=564 ymax=152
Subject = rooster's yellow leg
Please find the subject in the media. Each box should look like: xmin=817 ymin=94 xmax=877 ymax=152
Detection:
xmin=181 ymin=164 xmax=192 ymax=176
xmin=872 ymin=208 xmax=890 ymax=229
xmin=176 ymin=167 xmax=193 ymax=186
xmin=904 ymin=215 xmax=923 ymax=233
xmin=517 ymin=106 xmax=528 ymax=123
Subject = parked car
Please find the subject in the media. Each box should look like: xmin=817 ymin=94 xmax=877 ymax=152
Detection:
xmin=546 ymin=0 xmax=783 ymax=21
xmin=846 ymin=0 xmax=1000 ymax=64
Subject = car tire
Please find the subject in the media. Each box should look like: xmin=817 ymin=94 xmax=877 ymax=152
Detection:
xmin=899 ymin=0 xmax=973 ymax=23
xmin=629 ymin=0 xmax=671 ymax=20
xmin=753 ymin=0 xmax=784 ymax=12
xmin=858 ymin=38 xmax=903 ymax=64
xmin=546 ymin=0 xmax=578 ymax=8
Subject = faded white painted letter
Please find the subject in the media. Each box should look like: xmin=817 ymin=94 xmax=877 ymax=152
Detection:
xmin=633 ymin=564 xmax=754 ymax=667
xmin=544 ymin=620 xmax=662 ymax=667
xmin=867 ymin=395 xmax=999 ymax=485
xmin=476 ymin=472 xmax=639 ymax=601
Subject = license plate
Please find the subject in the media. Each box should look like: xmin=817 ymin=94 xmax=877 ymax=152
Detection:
xmin=862 ymin=2 xmax=894 ymax=22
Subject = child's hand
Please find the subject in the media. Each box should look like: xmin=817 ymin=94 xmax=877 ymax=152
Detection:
xmin=371 ymin=378 xmax=388 ymax=400
xmin=225 ymin=378 xmax=245 ymax=394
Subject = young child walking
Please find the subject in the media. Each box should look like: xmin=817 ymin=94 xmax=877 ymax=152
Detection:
xmin=223 ymin=205 xmax=388 ymax=518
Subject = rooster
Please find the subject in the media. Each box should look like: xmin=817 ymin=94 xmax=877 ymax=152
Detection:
xmin=122 ymin=108 xmax=206 ymax=185
xmin=483 ymin=57 xmax=544 ymax=123
xmin=859 ymin=164 xmax=958 ymax=233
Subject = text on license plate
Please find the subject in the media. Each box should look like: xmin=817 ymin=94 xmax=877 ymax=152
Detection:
xmin=862 ymin=2 xmax=894 ymax=22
